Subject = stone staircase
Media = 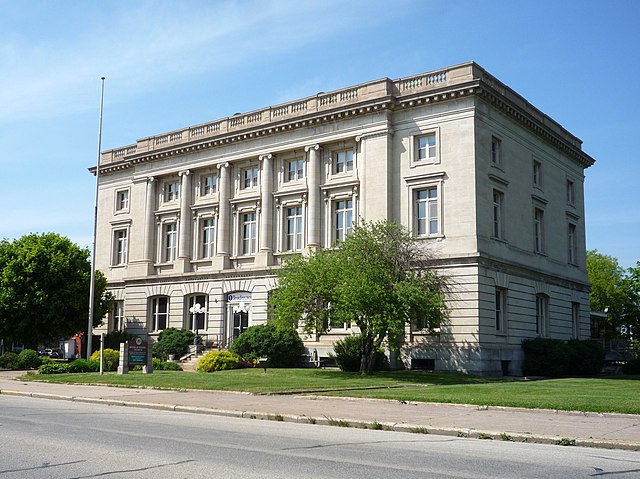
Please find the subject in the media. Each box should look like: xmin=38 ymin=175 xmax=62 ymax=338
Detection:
xmin=179 ymin=344 xmax=222 ymax=371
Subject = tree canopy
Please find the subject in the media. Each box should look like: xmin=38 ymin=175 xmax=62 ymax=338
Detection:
xmin=270 ymin=221 xmax=448 ymax=373
xmin=587 ymin=250 xmax=639 ymax=339
xmin=0 ymin=233 xmax=112 ymax=348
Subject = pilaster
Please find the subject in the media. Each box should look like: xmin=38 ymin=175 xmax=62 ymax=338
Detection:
xmin=305 ymin=144 xmax=321 ymax=252
xmin=215 ymin=162 xmax=231 ymax=270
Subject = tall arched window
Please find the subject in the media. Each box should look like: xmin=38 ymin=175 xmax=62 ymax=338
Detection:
xmin=149 ymin=296 xmax=169 ymax=332
xmin=186 ymin=294 xmax=207 ymax=331
xmin=535 ymin=294 xmax=549 ymax=337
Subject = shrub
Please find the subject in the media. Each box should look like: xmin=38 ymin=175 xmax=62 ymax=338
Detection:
xmin=68 ymin=359 xmax=100 ymax=373
xmin=152 ymin=328 xmax=197 ymax=361
xmin=230 ymin=322 xmax=304 ymax=367
xmin=197 ymin=350 xmax=241 ymax=372
xmin=0 ymin=352 xmax=19 ymax=370
xmin=329 ymin=335 xmax=386 ymax=372
xmin=623 ymin=358 xmax=640 ymax=375
xmin=38 ymin=362 xmax=71 ymax=374
xmin=17 ymin=349 xmax=42 ymax=369
xmin=90 ymin=349 xmax=120 ymax=372
xmin=152 ymin=357 xmax=183 ymax=371
xmin=522 ymin=338 xmax=604 ymax=377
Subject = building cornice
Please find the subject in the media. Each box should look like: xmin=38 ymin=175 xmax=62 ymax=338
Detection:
xmin=92 ymin=62 xmax=594 ymax=176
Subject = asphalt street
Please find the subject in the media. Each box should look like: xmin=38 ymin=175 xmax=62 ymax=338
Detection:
xmin=0 ymin=370 xmax=638 ymax=451
xmin=2 ymin=396 xmax=639 ymax=479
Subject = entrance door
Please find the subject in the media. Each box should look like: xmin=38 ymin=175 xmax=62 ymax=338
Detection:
xmin=232 ymin=311 xmax=249 ymax=339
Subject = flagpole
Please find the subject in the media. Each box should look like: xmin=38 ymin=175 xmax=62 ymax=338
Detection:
xmin=87 ymin=76 xmax=105 ymax=360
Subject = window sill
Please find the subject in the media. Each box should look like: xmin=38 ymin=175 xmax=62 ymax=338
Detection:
xmin=416 ymin=234 xmax=445 ymax=241
xmin=409 ymin=158 xmax=439 ymax=168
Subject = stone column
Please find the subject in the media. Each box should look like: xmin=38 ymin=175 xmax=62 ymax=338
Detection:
xmin=305 ymin=144 xmax=321 ymax=251
xmin=256 ymin=153 xmax=274 ymax=267
xmin=216 ymin=162 xmax=231 ymax=269
xmin=176 ymin=170 xmax=192 ymax=272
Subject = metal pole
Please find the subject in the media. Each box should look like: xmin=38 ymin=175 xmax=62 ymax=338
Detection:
xmin=99 ymin=333 xmax=105 ymax=375
xmin=87 ymin=76 xmax=105 ymax=360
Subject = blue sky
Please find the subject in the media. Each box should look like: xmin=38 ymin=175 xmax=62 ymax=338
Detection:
xmin=1 ymin=0 xmax=638 ymax=268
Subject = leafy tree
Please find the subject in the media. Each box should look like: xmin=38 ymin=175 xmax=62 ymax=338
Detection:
xmin=270 ymin=221 xmax=448 ymax=374
xmin=230 ymin=322 xmax=303 ymax=367
xmin=587 ymin=251 xmax=640 ymax=338
xmin=268 ymin=250 xmax=339 ymax=339
xmin=152 ymin=327 xmax=196 ymax=360
xmin=626 ymin=261 xmax=640 ymax=340
xmin=0 ymin=233 xmax=112 ymax=348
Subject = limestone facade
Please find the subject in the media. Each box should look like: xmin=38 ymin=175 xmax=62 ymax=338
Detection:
xmin=93 ymin=62 xmax=594 ymax=375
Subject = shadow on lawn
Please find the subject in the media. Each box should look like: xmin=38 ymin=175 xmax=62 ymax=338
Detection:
xmin=308 ymin=369 xmax=502 ymax=386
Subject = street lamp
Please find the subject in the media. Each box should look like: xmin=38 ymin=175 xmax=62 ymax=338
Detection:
xmin=189 ymin=302 xmax=204 ymax=355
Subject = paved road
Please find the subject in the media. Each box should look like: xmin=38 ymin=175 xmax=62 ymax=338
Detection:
xmin=2 ymin=396 xmax=639 ymax=479
xmin=0 ymin=371 xmax=638 ymax=450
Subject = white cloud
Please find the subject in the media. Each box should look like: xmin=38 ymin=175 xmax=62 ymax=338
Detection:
xmin=0 ymin=0 xmax=388 ymax=125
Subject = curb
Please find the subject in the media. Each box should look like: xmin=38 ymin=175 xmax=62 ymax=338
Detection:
xmin=2 ymin=389 xmax=638 ymax=451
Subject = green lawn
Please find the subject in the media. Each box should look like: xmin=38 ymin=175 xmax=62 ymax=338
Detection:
xmin=22 ymin=369 xmax=640 ymax=415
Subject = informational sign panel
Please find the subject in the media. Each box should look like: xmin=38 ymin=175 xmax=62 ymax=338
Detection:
xmin=128 ymin=336 xmax=148 ymax=365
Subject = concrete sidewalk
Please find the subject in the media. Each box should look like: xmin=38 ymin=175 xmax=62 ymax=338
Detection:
xmin=0 ymin=370 xmax=638 ymax=451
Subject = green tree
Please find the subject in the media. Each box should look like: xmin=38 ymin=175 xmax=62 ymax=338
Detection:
xmin=587 ymin=251 xmax=639 ymax=338
xmin=270 ymin=221 xmax=448 ymax=373
xmin=151 ymin=327 xmax=196 ymax=360
xmin=0 ymin=233 xmax=112 ymax=348
xmin=625 ymin=261 xmax=640 ymax=340
xmin=269 ymin=249 xmax=339 ymax=339
xmin=230 ymin=322 xmax=304 ymax=367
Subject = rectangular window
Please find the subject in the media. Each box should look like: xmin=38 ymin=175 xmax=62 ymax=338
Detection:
xmin=113 ymin=229 xmax=128 ymax=265
xmin=533 ymin=160 xmax=542 ymax=188
xmin=165 ymin=181 xmax=180 ymax=202
xmin=492 ymin=190 xmax=504 ymax=239
xmin=416 ymin=133 xmax=437 ymax=161
xmin=534 ymin=208 xmax=545 ymax=253
xmin=536 ymin=294 xmax=549 ymax=336
xmin=568 ymin=223 xmax=577 ymax=265
xmin=286 ymin=206 xmax=303 ymax=251
xmin=491 ymin=136 xmax=502 ymax=166
xmin=201 ymin=218 xmax=215 ymax=259
xmin=201 ymin=174 xmax=218 ymax=196
xmin=334 ymin=199 xmax=353 ymax=243
xmin=150 ymin=297 xmax=169 ymax=332
xmin=112 ymin=300 xmax=124 ymax=332
xmin=416 ymin=187 xmax=439 ymax=236
xmin=242 ymin=212 xmax=257 ymax=255
xmin=572 ymin=302 xmax=580 ymax=338
xmin=334 ymin=149 xmax=354 ymax=174
xmin=116 ymin=190 xmax=129 ymax=211
xmin=495 ymin=288 xmax=507 ymax=333
xmin=164 ymin=223 xmax=177 ymax=262
xmin=287 ymin=159 xmax=304 ymax=182
xmin=243 ymin=167 xmax=259 ymax=189
xmin=567 ymin=179 xmax=575 ymax=205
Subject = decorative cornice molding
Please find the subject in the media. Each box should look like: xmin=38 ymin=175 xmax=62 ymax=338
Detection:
xmin=96 ymin=64 xmax=594 ymax=175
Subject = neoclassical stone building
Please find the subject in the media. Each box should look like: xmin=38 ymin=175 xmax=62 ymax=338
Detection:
xmin=93 ymin=62 xmax=594 ymax=375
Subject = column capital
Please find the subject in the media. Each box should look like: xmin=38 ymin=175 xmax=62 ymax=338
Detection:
xmin=178 ymin=169 xmax=191 ymax=177
xmin=304 ymin=144 xmax=321 ymax=152
xmin=217 ymin=161 xmax=230 ymax=170
xmin=259 ymin=153 xmax=273 ymax=162
xmin=147 ymin=176 xmax=156 ymax=183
